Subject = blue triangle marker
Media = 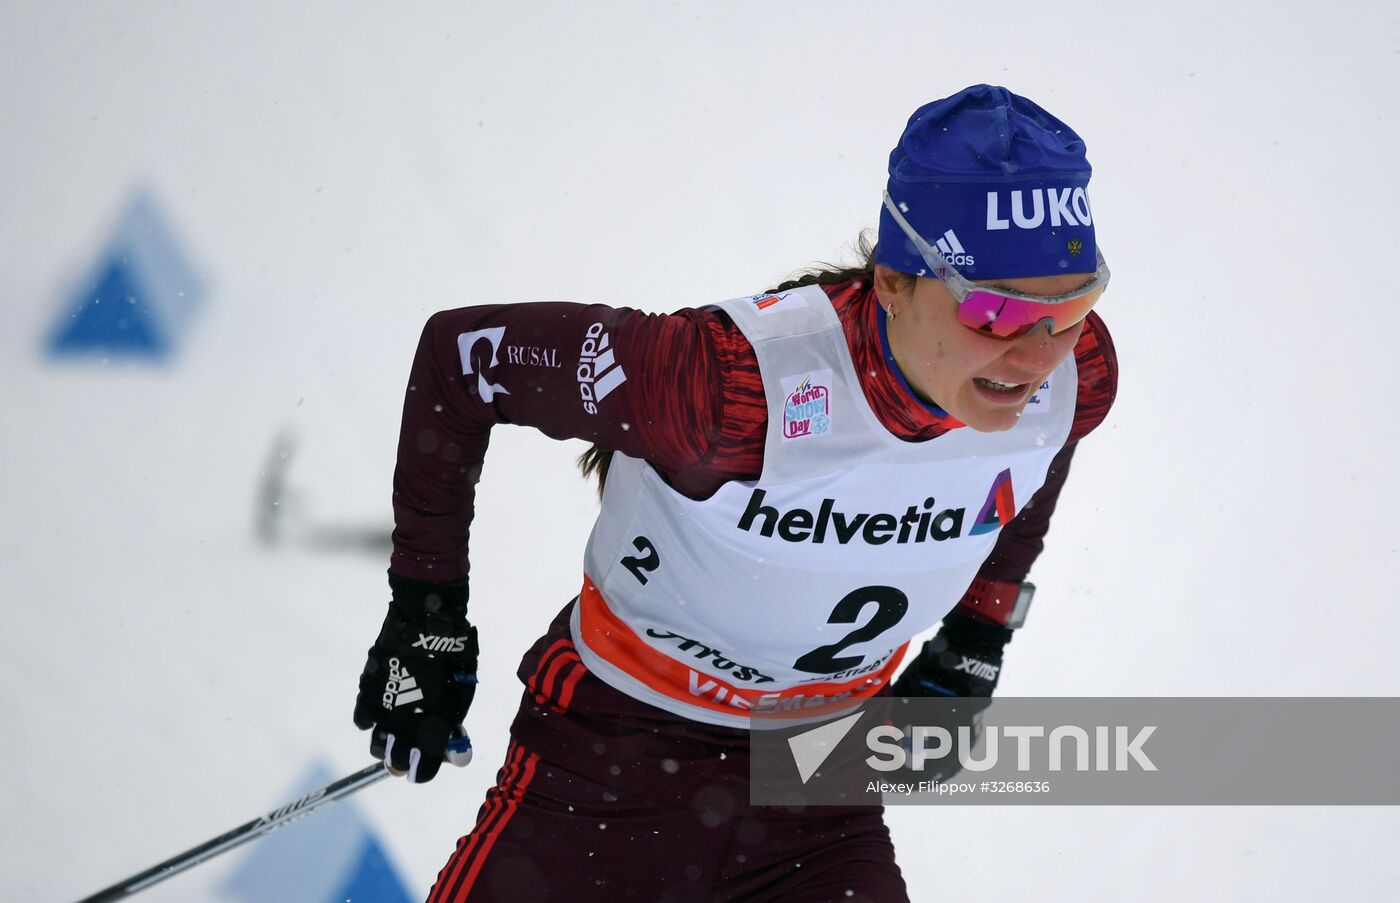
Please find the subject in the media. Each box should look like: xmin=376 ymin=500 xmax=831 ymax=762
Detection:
xmin=335 ymin=836 xmax=417 ymax=903
xmin=49 ymin=256 xmax=171 ymax=357
xmin=45 ymin=190 xmax=205 ymax=362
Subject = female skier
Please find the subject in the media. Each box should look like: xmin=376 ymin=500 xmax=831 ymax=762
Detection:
xmin=354 ymin=84 xmax=1117 ymax=902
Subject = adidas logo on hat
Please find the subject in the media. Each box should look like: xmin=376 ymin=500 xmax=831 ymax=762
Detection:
xmin=934 ymin=229 xmax=974 ymax=267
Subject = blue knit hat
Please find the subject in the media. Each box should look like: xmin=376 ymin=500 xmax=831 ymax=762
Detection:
xmin=876 ymin=85 xmax=1097 ymax=280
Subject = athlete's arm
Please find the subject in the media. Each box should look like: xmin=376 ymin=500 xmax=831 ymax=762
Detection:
xmin=359 ymin=301 xmax=731 ymax=778
xmin=388 ymin=301 xmax=729 ymax=582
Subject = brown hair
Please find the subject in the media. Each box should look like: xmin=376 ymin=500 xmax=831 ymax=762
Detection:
xmin=577 ymin=232 xmax=913 ymax=496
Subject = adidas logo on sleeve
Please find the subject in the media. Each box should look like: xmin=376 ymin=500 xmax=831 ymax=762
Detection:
xmin=578 ymin=322 xmax=628 ymax=415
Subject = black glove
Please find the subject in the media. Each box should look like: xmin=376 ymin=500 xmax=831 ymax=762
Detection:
xmin=353 ymin=572 xmax=479 ymax=783
xmin=890 ymin=608 xmax=1013 ymax=781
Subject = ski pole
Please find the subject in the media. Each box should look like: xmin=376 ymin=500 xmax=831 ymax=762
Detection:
xmin=75 ymin=762 xmax=385 ymax=902
xmin=75 ymin=733 xmax=471 ymax=902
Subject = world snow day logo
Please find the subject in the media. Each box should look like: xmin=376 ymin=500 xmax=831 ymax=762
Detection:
xmin=782 ymin=373 xmax=831 ymax=440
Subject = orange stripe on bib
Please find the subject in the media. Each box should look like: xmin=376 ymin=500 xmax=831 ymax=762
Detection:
xmin=576 ymin=576 xmax=905 ymax=721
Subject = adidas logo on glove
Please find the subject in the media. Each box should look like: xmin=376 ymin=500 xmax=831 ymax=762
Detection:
xmin=382 ymin=657 xmax=425 ymax=710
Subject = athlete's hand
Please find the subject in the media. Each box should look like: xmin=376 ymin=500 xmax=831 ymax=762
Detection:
xmin=890 ymin=609 xmax=1012 ymax=781
xmin=353 ymin=573 xmax=478 ymax=784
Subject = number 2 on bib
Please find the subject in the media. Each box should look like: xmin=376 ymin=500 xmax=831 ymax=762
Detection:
xmin=793 ymin=585 xmax=908 ymax=674
xmin=620 ymin=536 xmax=660 ymax=585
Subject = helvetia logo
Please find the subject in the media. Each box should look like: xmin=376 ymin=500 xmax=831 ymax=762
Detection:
xmin=382 ymin=657 xmax=425 ymax=710
xmin=783 ymin=374 xmax=831 ymax=439
xmin=737 ymin=488 xmax=967 ymax=545
xmin=738 ymin=468 xmax=1019 ymax=545
xmin=934 ymin=230 xmax=974 ymax=267
xmin=577 ymin=322 xmax=628 ymax=415
xmin=969 ymin=469 xmax=1016 ymax=536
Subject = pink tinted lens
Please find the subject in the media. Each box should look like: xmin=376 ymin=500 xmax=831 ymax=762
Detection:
xmin=957 ymin=287 xmax=1104 ymax=339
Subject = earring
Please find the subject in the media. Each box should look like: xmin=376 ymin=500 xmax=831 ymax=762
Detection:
xmin=885 ymin=305 xmax=897 ymax=321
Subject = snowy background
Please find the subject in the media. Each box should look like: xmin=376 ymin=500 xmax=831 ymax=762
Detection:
xmin=3 ymin=1 xmax=1399 ymax=900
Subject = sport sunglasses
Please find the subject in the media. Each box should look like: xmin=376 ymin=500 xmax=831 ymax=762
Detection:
xmin=882 ymin=191 xmax=1110 ymax=340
